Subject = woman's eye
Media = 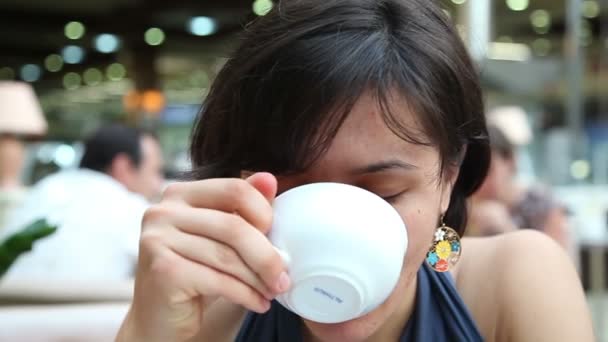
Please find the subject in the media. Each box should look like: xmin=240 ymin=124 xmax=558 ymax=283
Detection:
xmin=380 ymin=192 xmax=405 ymax=204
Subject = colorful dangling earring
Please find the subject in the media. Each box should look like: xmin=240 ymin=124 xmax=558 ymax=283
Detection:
xmin=426 ymin=216 xmax=461 ymax=272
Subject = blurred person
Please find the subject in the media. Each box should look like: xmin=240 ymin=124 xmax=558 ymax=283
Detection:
xmin=0 ymin=135 xmax=28 ymax=231
xmin=117 ymin=1 xmax=592 ymax=341
xmin=78 ymin=125 xmax=165 ymax=202
xmin=467 ymin=198 xmax=519 ymax=236
xmin=0 ymin=81 xmax=48 ymax=231
xmin=0 ymin=124 xmax=164 ymax=282
xmin=470 ymin=108 xmax=571 ymax=251
xmin=0 ymin=135 xmax=26 ymax=191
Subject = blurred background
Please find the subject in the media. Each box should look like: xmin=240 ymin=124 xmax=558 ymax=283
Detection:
xmin=0 ymin=0 xmax=606 ymax=340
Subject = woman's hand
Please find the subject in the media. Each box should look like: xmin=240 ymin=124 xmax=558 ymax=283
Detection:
xmin=116 ymin=173 xmax=290 ymax=341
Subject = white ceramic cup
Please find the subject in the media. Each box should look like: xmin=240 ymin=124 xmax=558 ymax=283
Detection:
xmin=269 ymin=182 xmax=408 ymax=323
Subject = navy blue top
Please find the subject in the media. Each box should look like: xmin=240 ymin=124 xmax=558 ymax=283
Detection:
xmin=235 ymin=264 xmax=483 ymax=341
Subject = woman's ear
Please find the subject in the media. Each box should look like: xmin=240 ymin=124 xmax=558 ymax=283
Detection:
xmin=440 ymin=147 xmax=466 ymax=214
xmin=440 ymin=168 xmax=459 ymax=215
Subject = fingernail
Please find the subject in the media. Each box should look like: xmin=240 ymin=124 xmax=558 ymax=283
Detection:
xmin=276 ymin=272 xmax=291 ymax=292
xmin=261 ymin=300 xmax=271 ymax=312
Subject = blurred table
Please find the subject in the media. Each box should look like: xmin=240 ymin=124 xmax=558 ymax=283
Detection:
xmin=0 ymin=302 xmax=130 ymax=342
xmin=0 ymin=279 xmax=133 ymax=341
xmin=0 ymin=278 xmax=134 ymax=304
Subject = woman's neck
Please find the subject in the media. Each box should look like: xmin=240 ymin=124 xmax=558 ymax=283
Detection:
xmin=367 ymin=275 xmax=417 ymax=341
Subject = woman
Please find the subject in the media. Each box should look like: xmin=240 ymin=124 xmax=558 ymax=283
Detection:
xmin=470 ymin=122 xmax=571 ymax=250
xmin=117 ymin=0 xmax=593 ymax=341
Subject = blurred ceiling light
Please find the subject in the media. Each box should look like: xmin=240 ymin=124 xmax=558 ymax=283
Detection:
xmin=532 ymin=38 xmax=552 ymax=56
xmin=106 ymin=63 xmax=127 ymax=81
xmin=61 ymin=45 xmax=85 ymax=64
xmin=582 ymin=0 xmax=600 ymax=18
xmin=44 ymin=54 xmax=64 ymax=72
xmin=487 ymin=42 xmax=531 ymax=61
xmin=83 ymin=68 xmax=103 ymax=86
xmin=188 ymin=17 xmax=217 ymax=36
xmin=63 ymin=72 xmax=81 ymax=90
xmin=0 ymin=67 xmax=15 ymax=80
xmin=506 ymin=0 xmax=529 ymax=11
xmin=141 ymin=90 xmax=166 ymax=113
xmin=65 ymin=21 xmax=85 ymax=40
xmin=123 ymin=89 xmax=166 ymax=114
xmin=145 ymin=28 xmax=166 ymax=46
xmin=451 ymin=0 xmax=466 ymax=4
xmin=570 ymin=160 xmax=591 ymax=180
xmin=94 ymin=34 xmax=121 ymax=53
xmin=20 ymin=64 xmax=42 ymax=82
xmin=530 ymin=10 xmax=551 ymax=34
xmin=253 ymin=0 xmax=274 ymax=16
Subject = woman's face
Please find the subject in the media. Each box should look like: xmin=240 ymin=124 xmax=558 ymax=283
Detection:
xmin=474 ymin=150 xmax=513 ymax=202
xmin=276 ymin=93 xmax=457 ymax=341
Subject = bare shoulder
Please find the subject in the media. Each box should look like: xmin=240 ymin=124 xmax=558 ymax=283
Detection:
xmin=453 ymin=230 xmax=594 ymax=342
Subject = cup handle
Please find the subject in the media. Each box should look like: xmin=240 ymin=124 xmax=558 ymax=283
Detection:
xmin=273 ymin=246 xmax=291 ymax=268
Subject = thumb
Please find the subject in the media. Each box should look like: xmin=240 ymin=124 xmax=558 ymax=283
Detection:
xmin=245 ymin=172 xmax=278 ymax=204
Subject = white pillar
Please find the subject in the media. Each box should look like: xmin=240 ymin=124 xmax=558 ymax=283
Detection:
xmin=565 ymin=0 xmax=586 ymax=161
xmin=461 ymin=0 xmax=492 ymax=62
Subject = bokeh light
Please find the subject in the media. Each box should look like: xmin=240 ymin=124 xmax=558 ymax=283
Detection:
xmin=582 ymin=0 xmax=600 ymax=18
xmin=83 ymin=68 xmax=103 ymax=86
xmin=62 ymin=45 xmax=85 ymax=64
xmin=532 ymin=38 xmax=552 ymax=56
xmin=63 ymin=72 xmax=82 ymax=90
xmin=570 ymin=160 xmax=591 ymax=180
xmin=20 ymin=64 xmax=42 ymax=82
xmin=253 ymin=0 xmax=273 ymax=16
xmin=44 ymin=54 xmax=64 ymax=72
xmin=145 ymin=28 xmax=166 ymax=46
xmin=94 ymin=34 xmax=121 ymax=53
xmin=106 ymin=63 xmax=127 ymax=81
xmin=54 ymin=144 xmax=76 ymax=167
xmin=188 ymin=17 xmax=217 ymax=36
xmin=65 ymin=21 xmax=85 ymax=40
xmin=506 ymin=0 xmax=529 ymax=11
xmin=530 ymin=10 xmax=551 ymax=34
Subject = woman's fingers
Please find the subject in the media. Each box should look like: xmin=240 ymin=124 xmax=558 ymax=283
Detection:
xmin=149 ymin=203 xmax=287 ymax=293
xmin=162 ymin=178 xmax=274 ymax=234
xmin=174 ymin=255 xmax=271 ymax=314
xmin=165 ymin=227 xmax=276 ymax=300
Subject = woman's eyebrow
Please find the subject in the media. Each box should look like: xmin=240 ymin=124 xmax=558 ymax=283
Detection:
xmin=350 ymin=159 xmax=418 ymax=175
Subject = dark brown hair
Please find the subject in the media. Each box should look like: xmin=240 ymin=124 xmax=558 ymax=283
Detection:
xmin=190 ymin=0 xmax=490 ymax=234
xmin=80 ymin=124 xmax=145 ymax=173
xmin=487 ymin=124 xmax=515 ymax=160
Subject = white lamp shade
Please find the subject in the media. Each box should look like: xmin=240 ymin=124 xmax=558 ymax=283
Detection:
xmin=0 ymin=81 xmax=47 ymax=137
xmin=486 ymin=106 xmax=532 ymax=146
